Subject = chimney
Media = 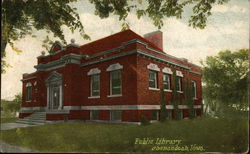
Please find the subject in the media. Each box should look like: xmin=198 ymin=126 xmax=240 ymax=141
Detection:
xmin=143 ymin=30 xmax=163 ymax=50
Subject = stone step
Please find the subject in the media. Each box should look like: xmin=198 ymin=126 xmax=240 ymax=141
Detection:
xmin=24 ymin=116 xmax=46 ymax=119
xmin=16 ymin=121 xmax=45 ymax=125
xmin=17 ymin=119 xmax=46 ymax=123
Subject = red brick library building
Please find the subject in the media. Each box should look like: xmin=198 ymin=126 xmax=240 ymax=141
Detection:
xmin=20 ymin=29 xmax=202 ymax=124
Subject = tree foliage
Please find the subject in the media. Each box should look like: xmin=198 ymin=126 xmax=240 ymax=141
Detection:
xmin=201 ymin=49 xmax=249 ymax=114
xmin=159 ymin=88 xmax=167 ymax=122
xmin=90 ymin=0 xmax=230 ymax=29
xmin=1 ymin=0 xmax=90 ymax=73
xmin=184 ymin=71 xmax=195 ymax=118
xmin=1 ymin=0 xmax=231 ymax=73
xmin=1 ymin=93 xmax=22 ymax=117
xmin=171 ymin=69 xmax=181 ymax=120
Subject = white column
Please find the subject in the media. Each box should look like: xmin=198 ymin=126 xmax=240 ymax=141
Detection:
xmin=59 ymin=84 xmax=63 ymax=110
xmin=46 ymin=86 xmax=50 ymax=110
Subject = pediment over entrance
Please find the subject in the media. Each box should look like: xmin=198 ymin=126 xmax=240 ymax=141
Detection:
xmin=45 ymin=71 xmax=63 ymax=85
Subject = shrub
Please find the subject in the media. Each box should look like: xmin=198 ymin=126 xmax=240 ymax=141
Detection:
xmin=140 ymin=115 xmax=150 ymax=126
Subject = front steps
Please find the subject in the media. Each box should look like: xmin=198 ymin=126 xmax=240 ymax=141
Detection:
xmin=16 ymin=112 xmax=47 ymax=125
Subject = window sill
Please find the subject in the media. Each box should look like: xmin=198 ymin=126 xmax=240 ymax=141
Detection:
xmin=177 ymin=91 xmax=183 ymax=93
xmin=193 ymin=98 xmax=198 ymax=100
xmin=88 ymin=96 xmax=100 ymax=99
xmin=107 ymin=94 xmax=122 ymax=98
xmin=26 ymin=100 xmax=31 ymax=103
xmin=164 ymin=89 xmax=172 ymax=92
xmin=149 ymin=87 xmax=160 ymax=91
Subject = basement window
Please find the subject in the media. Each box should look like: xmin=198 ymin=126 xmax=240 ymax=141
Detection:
xmin=151 ymin=110 xmax=159 ymax=121
xmin=90 ymin=110 xmax=99 ymax=120
xmin=110 ymin=111 xmax=121 ymax=121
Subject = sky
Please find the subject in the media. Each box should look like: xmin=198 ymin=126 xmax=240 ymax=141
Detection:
xmin=1 ymin=0 xmax=249 ymax=100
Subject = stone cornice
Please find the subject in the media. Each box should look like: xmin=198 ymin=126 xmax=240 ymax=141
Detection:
xmin=35 ymin=54 xmax=83 ymax=72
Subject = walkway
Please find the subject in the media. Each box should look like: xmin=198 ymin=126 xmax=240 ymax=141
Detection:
xmin=0 ymin=140 xmax=38 ymax=153
xmin=0 ymin=123 xmax=37 ymax=131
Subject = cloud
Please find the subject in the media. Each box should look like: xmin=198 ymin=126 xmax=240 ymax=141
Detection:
xmin=212 ymin=4 xmax=247 ymax=13
xmin=1 ymin=1 xmax=249 ymax=99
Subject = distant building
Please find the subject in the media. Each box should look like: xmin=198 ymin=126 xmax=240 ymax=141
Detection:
xmin=20 ymin=29 xmax=202 ymax=124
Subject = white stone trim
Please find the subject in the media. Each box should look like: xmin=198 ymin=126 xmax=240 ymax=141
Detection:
xmin=106 ymin=63 xmax=123 ymax=71
xmin=88 ymin=96 xmax=100 ymax=99
xmin=20 ymin=105 xmax=201 ymax=113
xmin=176 ymin=70 xmax=183 ymax=77
xmin=19 ymin=107 xmax=46 ymax=113
xmin=107 ymin=94 xmax=122 ymax=98
xmin=87 ymin=68 xmax=101 ymax=76
xmin=164 ymin=89 xmax=172 ymax=92
xmin=178 ymin=105 xmax=188 ymax=109
xmin=148 ymin=87 xmax=160 ymax=91
xmin=177 ymin=91 xmax=183 ymax=93
xmin=46 ymin=110 xmax=70 ymax=114
xmin=26 ymin=82 xmax=32 ymax=87
xmin=63 ymin=106 xmax=81 ymax=110
xmin=162 ymin=67 xmax=173 ymax=74
xmin=194 ymin=105 xmax=202 ymax=109
xmin=147 ymin=63 xmax=160 ymax=72
xmin=166 ymin=105 xmax=174 ymax=109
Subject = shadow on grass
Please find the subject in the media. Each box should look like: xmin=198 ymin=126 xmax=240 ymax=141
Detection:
xmin=0 ymin=115 xmax=248 ymax=153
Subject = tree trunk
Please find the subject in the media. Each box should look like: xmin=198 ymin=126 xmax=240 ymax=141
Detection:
xmin=1 ymin=34 xmax=7 ymax=59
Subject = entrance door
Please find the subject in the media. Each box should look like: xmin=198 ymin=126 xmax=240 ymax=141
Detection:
xmin=52 ymin=85 xmax=60 ymax=109
xmin=45 ymin=71 xmax=63 ymax=110
xmin=48 ymin=84 xmax=61 ymax=110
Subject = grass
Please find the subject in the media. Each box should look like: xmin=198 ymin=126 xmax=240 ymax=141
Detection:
xmin=0 ymin=116 xmax=248 ymax=153
xmin=0 ymin=117 xmax=18 ymax=123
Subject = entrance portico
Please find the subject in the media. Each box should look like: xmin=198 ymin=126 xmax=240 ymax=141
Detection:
xmin=45 ymin=71 xmax=63 ymax=110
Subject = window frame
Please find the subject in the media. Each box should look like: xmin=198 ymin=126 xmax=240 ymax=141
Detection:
xmin=191 ymin=80 xmax=197 ymax=99
xmin=110 ymin=110 xmax=122 ymax=121
xmin=176 ymin=76 xmax=182 ymax=92
xmin=90 ymin=110 xmax=99 ymax=120
xmin=26 ymin=83 xmax=32 ymax=102
xmin=110 ymin=70 xmax=122 ymax=96
xmin=90 ymin=74 xmax=100 ymax=97
xmin=149 ymin=70 xmax=158 ymax=89
xmin=151 ymin=110 xmax=159 ymax=121
xmin=163 ymin=73 xmax=171 ymax=90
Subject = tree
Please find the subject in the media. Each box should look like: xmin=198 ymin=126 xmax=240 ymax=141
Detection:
xmin=159 ymin=88 xmax=167 ymax=122
xmin=171 ymin=69 xmax=181 ymax=120
xmin=1 ymin=0 xmax=231 ymax=73
xmin=1 ymin=93 xmax=22 ymax=117
xmin=183 ymin=71 xmax=195 ymax=118
xmin=1 ymin=0 xmax=90 ymax=73
xmin=201 ymin=49 xmax=249 ymax=116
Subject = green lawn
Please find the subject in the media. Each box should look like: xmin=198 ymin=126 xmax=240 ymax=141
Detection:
xmin=0 ymin=117 xmax=18 ymax=123
xmin=0 ymin=116 xmax=248 ymax=153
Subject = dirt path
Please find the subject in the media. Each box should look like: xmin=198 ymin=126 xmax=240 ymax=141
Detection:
xmin=0 ymin=140 xmax=38 ymax=153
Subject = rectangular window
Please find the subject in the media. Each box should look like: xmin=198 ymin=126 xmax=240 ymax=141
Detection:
xmin=110 ymin=111 xmax=121 ymax=121
xmin=26 ymin=86 xmax=32 ymax=101
xmin=90 ymin=110 xmax=99 ymax=120
xmin=192 ymin=81 xmax=197 ymax=98
xmin=176 ymin=76 xmax=182 ymax=91
xmin=149 ymin=70 xmax=157 ymax=88
xmin=151 ymin=110 xmax=159 ymax=120
xmin=110 ymin=70 xmax=121 ymax=95
xmin=163 ymin=73 xmax=171 ymax=90
xmin=91 ymin=74 xmax=100 ymax=96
